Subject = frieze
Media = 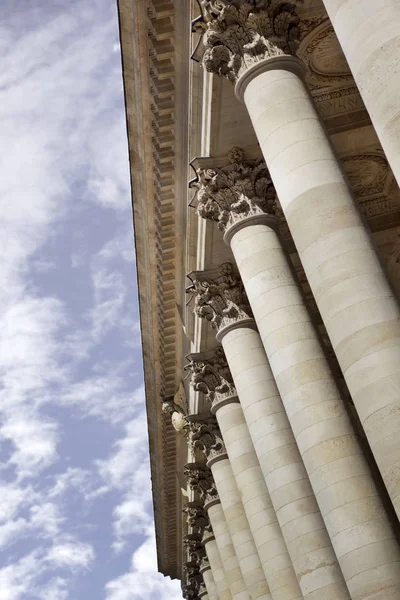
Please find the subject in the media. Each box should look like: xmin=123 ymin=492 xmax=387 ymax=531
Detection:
xmin=298 ymin=19 xmax=351 ymax=91
xmin=342 ymin=153 xmax=400 ymax=220
xmin=192 ymin=0 xmax=302 ymax=83
xmin=187 ymin=263 xmax=253 ymax=331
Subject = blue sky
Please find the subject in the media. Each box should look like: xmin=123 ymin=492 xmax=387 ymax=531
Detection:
xmin=0 ymin=1 xmax=182 ymax=598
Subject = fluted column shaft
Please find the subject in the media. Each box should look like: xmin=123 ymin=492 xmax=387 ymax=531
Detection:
xmin=212 ymin=398 xmax=303 ymax=600
xmin=201 ymin=559 xmax=219 ymax=600
xmin=226 ymin=217 xmax=400 ymax=600
xmin=207 ymin=499 xmax=250 ymax=600
xmin=321 ymin=0 xmax=400 ymax=187
xmin=236 ymin=58 xmax=400 ymax=520
xmin=210 ymin=457 xmax=272 ymax=600
xmin=204 ymin=533 xmax=232 ymax=600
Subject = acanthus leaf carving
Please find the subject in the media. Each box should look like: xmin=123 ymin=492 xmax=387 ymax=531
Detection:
xmin=192 ymin=147 xmax=281 ymax=232
xmin=187 ymin=418 xmax=227 ymax=463
xmin=184 ymin=463 xmax=219 ymax=503
xmin=183 ymin=535 xmax=206 ymax=564
xmin=184 ymin=503 xmax=210 ymax=536
xmin=193 ymin=1 xmax=302 ymax=83
xmin=186 ymin=346 xmax=235 ymax=404
xmin=188 ymin=263 xmax=253 ymax=331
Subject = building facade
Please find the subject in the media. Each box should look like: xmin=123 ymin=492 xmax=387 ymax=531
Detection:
xmin=118 ymin=1 xmax=400 ymax=598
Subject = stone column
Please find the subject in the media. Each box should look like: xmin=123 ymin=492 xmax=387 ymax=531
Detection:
xmin=187 ymin=353 xmax=303 ymax=600
xmin=189 ymin=256 xmax=400 ymax=599
xmin=203 ymin=529 xmax=232 ymax=600
xmin=199 ymin=584 xmax=210 ymax=600
xmin=188 ymin=278 xmax=348 ymax=600
xmin=187 ymin=426 xmax=271 ymax=600
xmin=185 ymin=464 xmax=250 ymax=600
xmin=200 ymin=553 xmax=219 ymax=600
xmin=193 ymin=0 xmax=400 ymax=526
xmin=321 ymin=0 xmax=400 ymax=187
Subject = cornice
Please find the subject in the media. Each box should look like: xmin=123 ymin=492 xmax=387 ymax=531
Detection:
xmin=117 ymin=0 xmax=190 ymax=580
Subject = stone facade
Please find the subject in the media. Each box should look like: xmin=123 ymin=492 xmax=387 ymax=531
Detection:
xmin=118 ymin=0 xmax=400 ymax=598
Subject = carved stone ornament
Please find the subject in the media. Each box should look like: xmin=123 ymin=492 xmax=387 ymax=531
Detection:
xmin=182 ymin=580 xmax=201 ymax=600
xmin=161 ymin=395 xmax=188 ymax=432
xmin=191 ymin=147 xmax=282 ymax=232
xmin=184 ymin=464 xmax=219 ymax=502
xmin=184 ymin=503 xmax=210 ymax=535
xmin=186 ymin=346 xmax=236 ymax=404
xmin=187 ymin=418 xmax=227 ymax=464
xmin=183 ymin=560 xmax=203 ymax=581
xmin=184 ymin=536 xmax=206 ymax=564
xmin=188 ymin=263 xmax=252 ymax=331
xmin=192 ymin=0 xmax=302 ymax=83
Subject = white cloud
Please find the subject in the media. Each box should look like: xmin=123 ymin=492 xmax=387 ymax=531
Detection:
xmin=0 ymin=1 xmax=173 ymax=598
xmin=46 ymin=541 xmax=94 ymax=571
xmin=105 ymin=533 xmax=182 ymax=600
xmin=34 ymin=577 xmax=68 ymax=600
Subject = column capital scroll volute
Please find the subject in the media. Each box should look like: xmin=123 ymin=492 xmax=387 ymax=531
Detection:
xmin=192 ymin=0 xmax=302 ymax=83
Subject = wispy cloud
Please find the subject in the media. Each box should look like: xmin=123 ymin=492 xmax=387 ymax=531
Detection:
xmin=0 ymin=0 xmax=181 ymax=597
xmin=105 ymin=531 xmax=182 ymax=600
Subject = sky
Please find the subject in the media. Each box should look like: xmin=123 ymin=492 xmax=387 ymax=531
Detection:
xmin=0 ymin=1 xmax=182 ymax=598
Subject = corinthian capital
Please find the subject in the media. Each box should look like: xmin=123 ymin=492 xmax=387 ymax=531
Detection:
xmin=185 ymin=463 xmax=219 ymax=503
xmin=187 ymin=418 xmax=227 ymax=464
xmin=186 ymin=346 xmax=235 ymax=404
xmin=192 ymin=0 xmax=302 ymax=83
xmin=187 ymin=263 xmax=252 ymax=331
xmin=191 ymin=148 xmax=281 ymax=233
xmin=184 ymin=503 xmax=210 ymax=536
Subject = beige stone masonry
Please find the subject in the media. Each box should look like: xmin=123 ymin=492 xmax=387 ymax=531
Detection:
xmin=204 ymin=532 xmax=232 ymax=600
xmin=212 ymin=397 xmax=303 ymax=600
xmin=321 ymin=0 xmax=400 ymax=188
xmin=207 ymin=499 xmax=250 ymax=600
xmin=227 ymin=218 xmax=400 ymax=600
xmin=218 ymin=323 xmax=349 ymax=600
xmin=194 ymin=0 xmax=400 ymax=535
xmin=189 ymin=267 xmax=349 ymax=600
xmin=201 ymin=550 xmax=220 ymax=600
xmin=209 ymin=457 xmax=272 ymax=600
xmin=237 ymin=58 xmax=400 ymax=524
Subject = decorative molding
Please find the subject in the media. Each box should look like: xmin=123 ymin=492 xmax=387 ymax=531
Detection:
xmin=191 ymin=147 xmax=281 ymax=232
xmin=187 ymin=263 xmax=253 ymax=331
xmin=192 ymin=0 xmax=302 ymax=83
